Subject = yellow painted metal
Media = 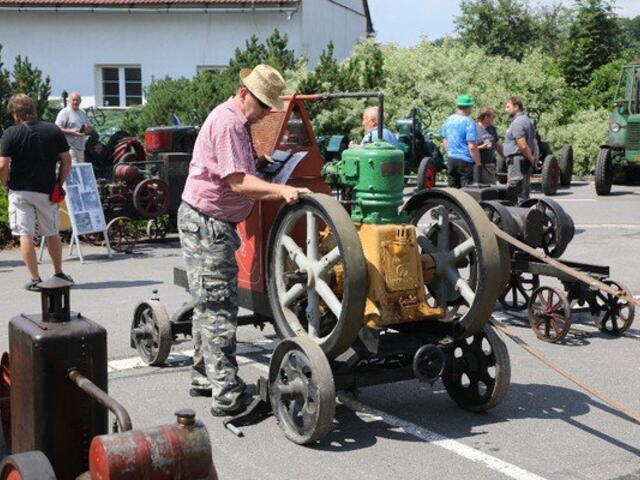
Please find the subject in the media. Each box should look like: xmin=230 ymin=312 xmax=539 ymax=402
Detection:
xmin=356 ymin=223 xmax=444 ymax=327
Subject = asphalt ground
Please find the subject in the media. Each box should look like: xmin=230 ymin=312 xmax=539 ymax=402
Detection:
xmin=0 ymin=180 xmax=639 ymax=479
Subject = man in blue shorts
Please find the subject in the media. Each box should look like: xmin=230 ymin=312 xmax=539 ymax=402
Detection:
xmin=441 ymin=94 xmax=480 ymax=188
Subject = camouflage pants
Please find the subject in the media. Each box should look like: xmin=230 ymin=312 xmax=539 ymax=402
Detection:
xmin=177 ymin=201 xmax=246 ymax=409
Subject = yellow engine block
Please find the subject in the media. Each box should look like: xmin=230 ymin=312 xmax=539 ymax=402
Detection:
xmin=356 ymin=223 xmax=444 ymax=328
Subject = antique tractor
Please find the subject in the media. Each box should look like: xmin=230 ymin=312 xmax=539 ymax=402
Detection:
xmin=0 ymin=279 xmax=217 ymax=479
xmin=596 ymin=61 xmax=640 ymax=195
xmin=396 ymin=106 xmax=446 ymax=190
xmin=132 ymin=93 xmax=511 ymax=445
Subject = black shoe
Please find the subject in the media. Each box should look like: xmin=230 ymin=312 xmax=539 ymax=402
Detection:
xmin=210 ymin=390 xmax=254 ymax=417
xmin=189 ymin=387 xmax=212 ymax=398
xmin=24 ymin=278 xmax=42 ymax=292
xmin=54 ymin=272 xmax=75 ymax=285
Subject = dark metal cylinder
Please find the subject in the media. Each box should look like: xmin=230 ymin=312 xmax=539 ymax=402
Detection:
xmin=88 ymin=410 xmax=217 ymax=480
xmin=9 ymin=290 xmax=108 ymax=480
xmin=504 ymin=206 xmax=545 ymax=247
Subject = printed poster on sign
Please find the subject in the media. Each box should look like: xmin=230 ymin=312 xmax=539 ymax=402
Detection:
xmin=64 ymin=164 xmax=107 ymax=235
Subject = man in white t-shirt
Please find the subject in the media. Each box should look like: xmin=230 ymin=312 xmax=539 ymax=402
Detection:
xmin=55 ymin=92 xmax=93 ymax=163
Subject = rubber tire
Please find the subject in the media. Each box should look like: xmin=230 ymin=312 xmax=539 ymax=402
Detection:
xmin=595 ymin=148 xmax=613 ymax=196
xmin=541 ymin=155 xmax=559 ymax=196
xmin=442 ymin=324 xmax=511 ymax=412
xmin=267 ymin=193 xmax=368 ymax=359
xmin=416 ymin=156 xmax=438 ymax=191
xmin=559 ymin=145 xmax=573 ymax=187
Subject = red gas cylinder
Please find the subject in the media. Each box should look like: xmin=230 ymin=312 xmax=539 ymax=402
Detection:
xmin=89 ymin=409 xmax=217 ymax=480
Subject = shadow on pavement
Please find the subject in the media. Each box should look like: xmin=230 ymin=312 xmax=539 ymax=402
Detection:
xmin=73 ymin=280 xmax=163 ymax=290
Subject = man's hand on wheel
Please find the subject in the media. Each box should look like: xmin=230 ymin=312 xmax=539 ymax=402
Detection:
xmin=280 ymin=185 xmax=312 ymax=204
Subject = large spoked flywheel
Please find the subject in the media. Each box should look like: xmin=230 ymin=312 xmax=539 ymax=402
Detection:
xmin=405 ymin=188 xmax=503 ymax=339
xmin=267 ymin=194 xmax=367 ymax=359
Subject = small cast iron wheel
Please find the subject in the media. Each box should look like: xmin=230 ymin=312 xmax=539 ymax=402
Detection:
xmin=495 ymin=156 xmax=507 ymax=185
xmin=0 ymin=353 xmax=10 ymax=452
xmin=519 ymin=197 xmax=574 ymax=258
xmin=442 ymin=324 xmax=510 ymax=412
xmin=133 ymin=179 xmax=171 ymax=219
xmin=267 ymin=193 xmax=367 ymax=359
xmin=595 ymin=147 xmax=613 ymax=196
xmin=528 ymin=286 xmax=571 ymax=343
xmin=541 ymin=155 xmax=560 ymax=196
xmin=499 ymin=272 xmax=540 ymax=311
xmin=130 ymin=300 xmax=173 ymax=366
xmin=145 ymin=217 xmax=168 ymax=240
xmin=591 ymin=279 xmax=635 ymax=335
xmin=416 ymin=156 xmax=438 ymax=191
xmin=0 ymin=451 xmax=57 ymax=480
xmin=406 ymin=188 xmax=503 ymax=338
xmin=106 ymin=216 xmax=138 ymax=253
xmin=268 ymin=336 xmax=335 ymax=445
xmin=559 ymin=145 xmax=573 ymax=187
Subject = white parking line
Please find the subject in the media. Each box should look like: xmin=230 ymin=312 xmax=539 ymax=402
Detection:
xmin=108 ymin=349 xmax=547 ymax=480
xmin=339 ymin=394 xmax=547 ymax=480
xmin=575 ymin=224 xmax=640 ymax=229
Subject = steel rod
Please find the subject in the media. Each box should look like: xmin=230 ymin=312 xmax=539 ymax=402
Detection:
xmin=68 ymin=369 xmax=133 ymax=432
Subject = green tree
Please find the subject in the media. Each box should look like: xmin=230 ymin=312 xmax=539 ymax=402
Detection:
xmin=455 ymin=0 xmax=536 ymax=61
xmin=533 ymin=4 xmax=572 ymax=57
xmin=559 ymin=0 xmax=622 ymax=88
xmin=11 ymin=55 xmax=52 ymax=119
xmin=618 ymin=15 xmax=640 ymax=55
xmin=0 ymin=45 xmax=11 ymax=128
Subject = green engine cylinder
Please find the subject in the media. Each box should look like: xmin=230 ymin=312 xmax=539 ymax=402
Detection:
xmin=324 ymin=141 xmax=407 ymax=224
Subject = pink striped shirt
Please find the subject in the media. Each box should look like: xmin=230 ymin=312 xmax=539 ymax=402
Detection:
xmin=181 ymin=99 xmax=256 ymax=222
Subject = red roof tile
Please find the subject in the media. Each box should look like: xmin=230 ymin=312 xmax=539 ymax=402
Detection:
xmin=0 ymin=0 xmax=297 ymax=6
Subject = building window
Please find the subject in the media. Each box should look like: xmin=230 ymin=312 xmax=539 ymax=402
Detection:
xmin=99 ymin=66 xmax=142 ymax=107
xmin=196 ymin=65 xmax=226 ymax=74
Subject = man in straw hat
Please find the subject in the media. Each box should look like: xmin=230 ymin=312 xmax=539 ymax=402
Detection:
xmin=179 ymin=64 xmax=310 ymax=417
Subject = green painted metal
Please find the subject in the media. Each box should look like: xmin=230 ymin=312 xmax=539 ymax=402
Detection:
xmin=324 ymin=142 xmax=407 ymax=224
xmin=607 ymin=64 xmax=640 ymax=164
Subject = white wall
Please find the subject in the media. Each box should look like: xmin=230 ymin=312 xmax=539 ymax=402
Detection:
xmin=0 ymin=2 xmax=367 ymax=105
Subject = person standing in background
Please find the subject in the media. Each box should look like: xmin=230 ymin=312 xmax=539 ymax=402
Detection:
xmin=441 ymin=94 xmax=480 ymax=188
xmin=503 ymin=96 xmax=538 ymax=202
xmin=476 ymin=107 xmax=504 ymax=184
xmin=55 ymin=92 xmax=92 ymax=163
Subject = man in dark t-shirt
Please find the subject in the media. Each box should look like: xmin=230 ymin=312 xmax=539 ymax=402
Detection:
xmin=475 ymin=107 xmax=504 ymax=184
xmin=0 ymin=94 xmax=74 ymax=291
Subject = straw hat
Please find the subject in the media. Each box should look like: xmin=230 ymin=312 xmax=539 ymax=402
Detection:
xmin=240 ymin=64 xmax=285 ymax=110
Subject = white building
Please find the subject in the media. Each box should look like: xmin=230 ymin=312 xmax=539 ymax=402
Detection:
xmin=0 ymin=0 xmax=372 ymax=107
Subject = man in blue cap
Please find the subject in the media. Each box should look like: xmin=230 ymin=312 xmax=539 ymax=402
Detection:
xmin=441 ymin=94 xmax=480 ymax=188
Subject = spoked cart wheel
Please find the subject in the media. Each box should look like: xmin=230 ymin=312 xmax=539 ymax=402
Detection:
xmin=590 ymin=279 xmax=635 ymax=335
xmin=269 ymin=336 xmax=335 ymax=445
xmin=130 ymin=300 xmax=173 ymax=366
xmin=442 ymin=324 xmax=510 ymax=412
xmin=267 ymin=193 xmax=368 ymax=359
xmin=527 ymin=286 xmax=571 ymax=343
xmin=106 ymin=216 xmax=138 ymax=253
xmin=0 ymin=451 xmax=56 ymax=480
xmin=145 ymin=217 xmax=168 ymax=240
xmin=416 ymin=157 xmax=438 ymax=191
xmin=133 ymin=179 xmax=171 ymax=219
xmin=406 ymin=188 xmax=503 ymax=339
xmin=499 ymin=272 xmax=540 ymax=311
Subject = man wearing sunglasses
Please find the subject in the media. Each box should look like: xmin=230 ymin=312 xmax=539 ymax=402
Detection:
xmin=179 ymin=64 xmax=310 ymax=418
